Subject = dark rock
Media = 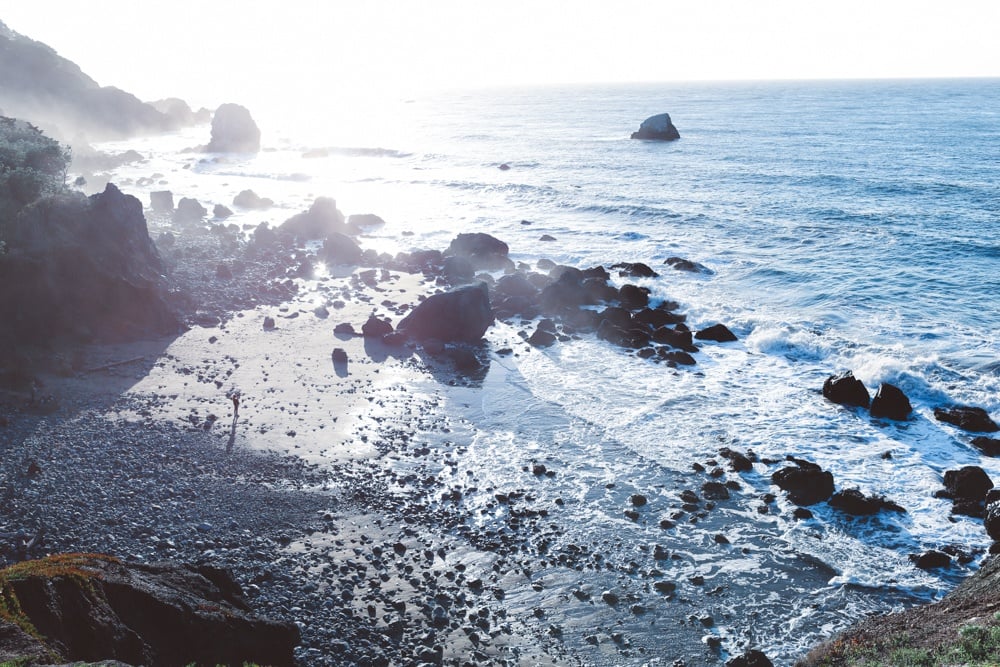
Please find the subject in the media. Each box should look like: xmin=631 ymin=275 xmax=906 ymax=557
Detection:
xmin=442 ymin=255 xmax=475 ymax=283
xmin=597 ymin=320 xmax=650 ymax=349
xmin=934 ymin=406 xmax=999 ymax=433
xmin=319 ymin=232 xmax=363 ymax=266
xmin=528 ymin=328 xmax=557 ymax=348
xmin=281 ymin=197 xmax=347 ymax=240
xmin=207 ymin=102 xmax=261 ymax=153
xmin=630 ymin=113 xmax=680 ymax=141
xmin=0 ymin=554 xmax=297 ymax=666
xmin=173 ymin=197 xmax=207 ymax=223
xmin=940 ymin=466 xmax=994 ymax=502
xmin=611 ymin=262 xmax=659 ymax=278
xmin=652 ymin=326 xmax=697 ymax=352
xmin=911 ymin=550 xmax=951 ymax=570
xmin=495 ymin=273 xmax=539 ymax=298
xmin=630 ymin=494 xmax=648 ymax=507
xmin=726 ymin=649 xmax=773 ymax=667
xmin=660 ymin=350 xmax=697 ymax=366
xmin=829 ymin=488 xmax=906 ymax=515
xmin=870 ymin=383 xmax=912 ymax=420
xmin=331 ymin=348 xmax=348 ymax=364
xmin=444 ymin=233 xmax=510 ymax=271
xmin=334 ymin=322 xmax=357 ymax=336
xmin=149 ymin=190 xmax=173 ymax=212
xmin=540 ymin=272 xmax=591 ymax=314
xmin=793 ymin=507 xmax=814 ymax=520
xmin=635 ymin=308 xmax=685 ymax=329
xmin=618 ymin=284 xmax=650 ymax=310
xmin=719 ymin=448 xmax=753 ymax=472
xmin=665 ymin=256 xmax=709 ymax=273
xmin=695 ymin=324 xmax=738 ymax=342
xmin=702 ymin=482 xmax=730 ymax=501
xmin=397 ymin=282 xmax=493 ymax=343
xmin=598 ymin=306 xmax=634 ymax=329
xmin=772 ymin=462 xmax=834 ymax=506
xmin=262 ymin=316 xmax=276 ymax=331
xmin=0 ymin=184 xmax=177 ymax=342
xmin=347 ymin=213 xmax=385 ymax=232
xmin=232 ymin=189 xmax=273 ymax=209
xmin=985 ymin=502 xmax=1000 ymax=541
xmin=822 ymin=371 xmax=870 ymax=408
xmin=362 ymin=316 xmax=393 ymax=339
xmin=213 ymin=204 xmax=233 ymax=219
xmin=653 ymin=581 xmax=676 ymax=595
xmin=973 ymin=437 xmax=1000 ymax=457
xmin=601 ymin=591 xmax=619 ymax=605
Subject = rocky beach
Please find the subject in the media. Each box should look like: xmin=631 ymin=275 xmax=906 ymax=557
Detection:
xmin=4 ymin=16 xmax=1000 ymax=666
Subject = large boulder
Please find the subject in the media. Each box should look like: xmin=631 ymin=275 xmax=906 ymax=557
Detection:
xmin=397 ymin=282 xmax=493 ymax=343
xmin=0 ymin=554 xmax=297 ymax=666
xmin=0 ymin=183 xmax=177 ymax=342
xmin=829 ymin=488 xmax=906 ymax=515
xmin=771 ymin=460 xmax=835 ymax=506
xmin=934 ymin=406 xmax=999 ymax=433
xmin=280 ymin=197 xmax=347 ymax=240
xmin=233 ymin=189 xmax=273 ymax=209
xmin=206 ymin=103 xmax=261 ymax=153
xmin=985 ymin=501 xmax=1000 ymax=541
xmin=822 ymin=371 xmax=870 ymax=408
xmin=318 ymin=232 xmax=362 ymax=266
xmin=630 ymin=113 xmax=680 ymax=141
xmin=868 ymin=383 xmax=912 ymax=420
xmin=444 ymin=233 xmax=511 ymax=271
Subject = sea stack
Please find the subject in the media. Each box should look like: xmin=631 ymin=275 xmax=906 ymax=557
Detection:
xmin=207 ymin=103 xmax=261 ymax=153
xmin=631 ymin=113 xmax=680 ymax=141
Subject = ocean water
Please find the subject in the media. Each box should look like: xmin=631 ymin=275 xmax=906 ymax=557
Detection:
xmin=101 ymin=79 xmax=1000 ymax=663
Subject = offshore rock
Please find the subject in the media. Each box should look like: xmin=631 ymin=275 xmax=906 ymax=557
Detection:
xmin=870 ymin=383 xmax=912 ymax=420
xmin=0 ymin=554 xmax=297 ymax=666
xmin=934 ymin=405 xmax=999 ymax=432
xmin=233 ymin=189 xmax=273 ymax=209
xmin=397 ymin=282 xmax=494 ymax=343
xmin=822 ymin=370 xmax=870 ymax=408
xmin=0 ymin=183 xmax=177 ymax=342
xmin=630 ymin=113 xmax=680 ymax=141
xmin=829 ymin=488 xmax=906 ymax=515
xmin=173 ymin=197 xmax=207 ymax=223
xmin=207 ymin=102 xmax=261 ymax=153
xmin=695 ymin=323 xmax=738 ymax=342
xmin=772 ymin=460 xmax=834 ymax=506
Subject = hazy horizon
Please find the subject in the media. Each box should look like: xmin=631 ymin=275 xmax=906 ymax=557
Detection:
xmin=4 ymin=0 xmax=1000 ymax=113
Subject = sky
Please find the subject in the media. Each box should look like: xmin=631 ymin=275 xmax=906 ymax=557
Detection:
xmin=3 ymin=0 xmax=999 ymax=110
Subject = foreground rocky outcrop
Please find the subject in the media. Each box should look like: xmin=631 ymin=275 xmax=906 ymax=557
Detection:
xmin=630 ymin=113 xmax=680 ymax=141
xmin=797 ymin=555 xmax=1000 ymax=666
xmin=0 ymin=553 xmax=297 ymax=666
xmin=0 ymin=183 xmax=178 ymax=344
xmin=397 ymin=282 xmax=494 ymax=343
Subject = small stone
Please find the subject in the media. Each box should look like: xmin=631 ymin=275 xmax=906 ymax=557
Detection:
xmin=601 ymin=590 xmax=619 ymax=605
xmin=262 ymin=316 xmax=276 ymax=330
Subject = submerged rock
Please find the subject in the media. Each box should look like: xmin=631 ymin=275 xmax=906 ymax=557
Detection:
xmin=207 ymin=102 xmax=261 ymax=153
xmin=630 ymin=113 xmax=680 ymax=141
xmin=822 ymin=370 xmax=870 ymax=408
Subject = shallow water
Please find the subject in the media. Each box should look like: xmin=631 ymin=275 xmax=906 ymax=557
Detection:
xmin=100 ymin=78 xmax=1000 ymax=663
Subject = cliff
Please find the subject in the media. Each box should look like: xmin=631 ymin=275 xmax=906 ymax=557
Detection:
xmin=0 ymin=19 xmax=197 ymax=141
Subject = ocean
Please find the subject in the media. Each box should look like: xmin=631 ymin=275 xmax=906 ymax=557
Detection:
xmin=99 ymin=78 xmax=1000 ymax=664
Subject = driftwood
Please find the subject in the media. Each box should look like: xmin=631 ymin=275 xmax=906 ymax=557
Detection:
xmin=82 ymin=356 xmax=146 ymax=373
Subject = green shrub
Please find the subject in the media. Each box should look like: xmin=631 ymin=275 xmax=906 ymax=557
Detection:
xmin=0 ymin=116 xmax=70 ymax=234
